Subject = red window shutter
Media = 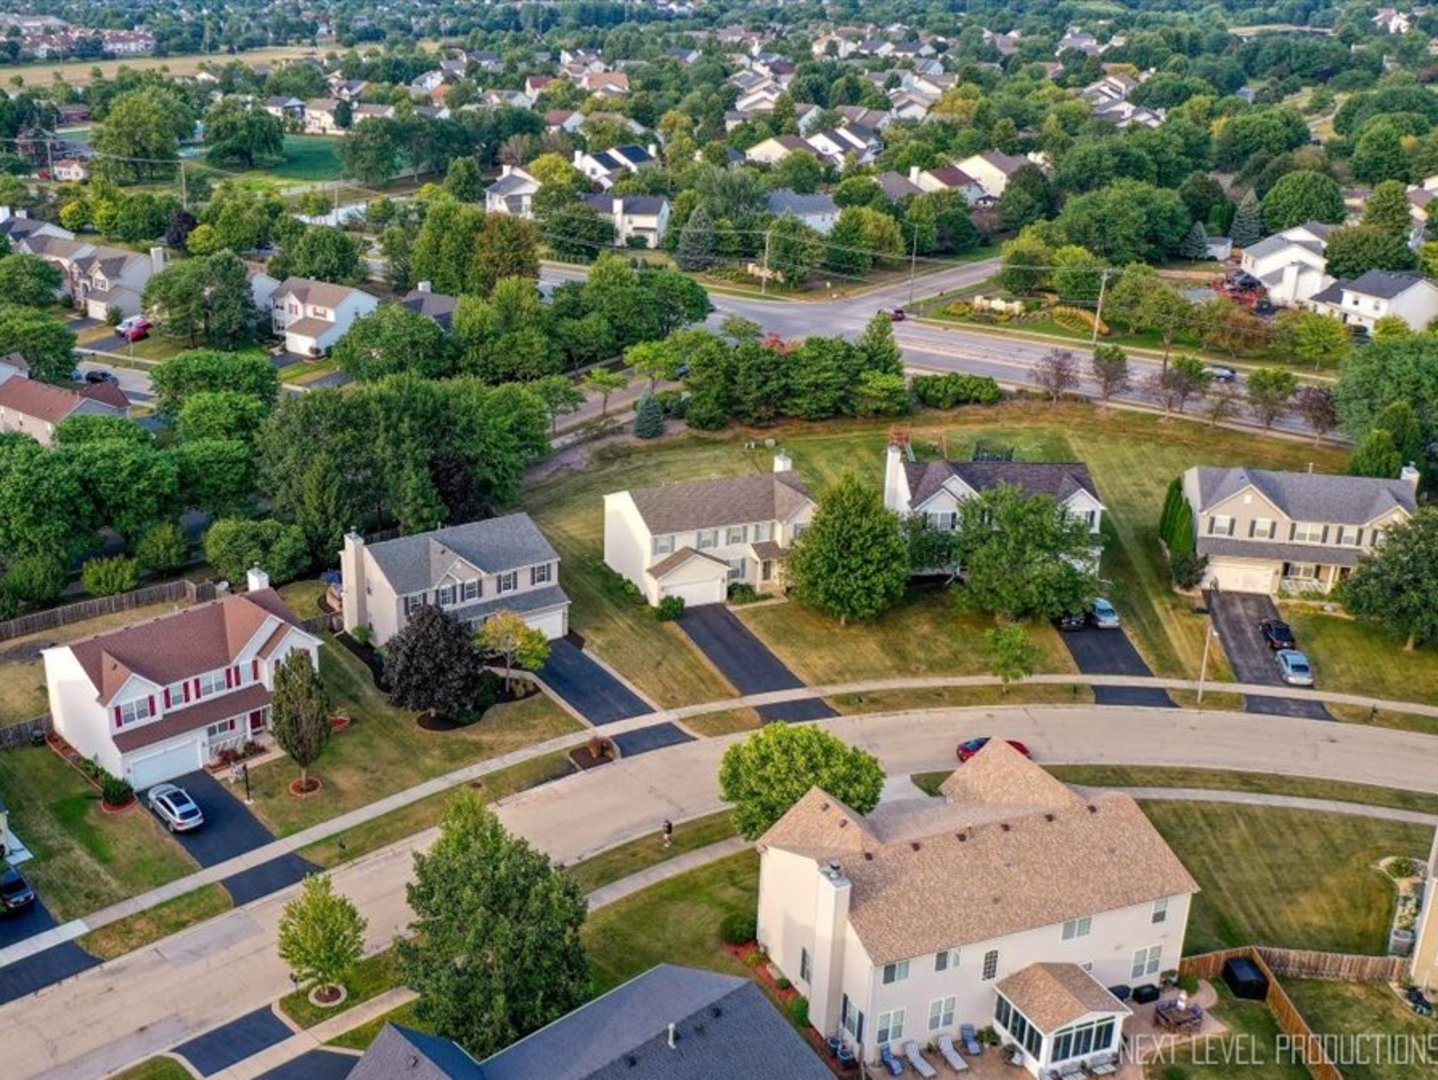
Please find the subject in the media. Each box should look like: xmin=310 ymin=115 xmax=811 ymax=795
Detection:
xmin=252 ymin=659 xmax=260 ymax=680
xmin=183 ymin=681 xmax=191 ymax=702
xmin=225 ymin=667 xmax=234 ymax=689
xmin=192 ymin=678 xmax=201 ymax=698
xmin=113 ymin=705 xmax=123 ymax=726
xmin=148 ymin=695 xmax=156 ymax=715
xmin=233 ymin=664 xmax=241 ymax=685
xmin=163 ymin=688 xmax=171 ymax=708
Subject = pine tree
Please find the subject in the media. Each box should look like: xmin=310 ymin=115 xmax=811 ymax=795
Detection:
xmin=1180 ymin=221 xmax=1209 ymax=260
xmin=674 ymin=204 xmax=716 ymax=271
xmin=1230 ymin=190 xmax=1262 ymax=248
xmin=270 ymin=650 xmax=331 ymax=793
xmin=633 ymin=393 xmax=664 ymax=439
xmin=856 ymin=311 xmax=903 ymax=375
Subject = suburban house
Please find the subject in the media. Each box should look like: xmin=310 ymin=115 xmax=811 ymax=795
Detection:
xmin=756 ymin=742 xmax=1198 ymax=1075
xmin=0 ymin=370 xmax=129 ymax=445
xmin=263 ymin=95 xmax=305 ymax=121
xmin=580 ymin=70 xmax=630 ymax=96
xmin=603 ymin=453 xmax=816 ymax=606
xmin=1411 ymin=831 xmax=1438 ymax=994
xmin=52 ymin=158 xmax=88 ymax=182
xmin=882 ymin=444 xmax=1106 ymax=546
xmin=401 ymin=283 xmax=459 ymax=330
xmin=908 ymin=164 xmax=987 ymax=203
xmin=1306 ymin=269 xmax=1438 ymax=332
xmin=581 ymin=193 xmax=671 ymax=247
xmin=744 ymin=133 xmax=812 ymax=165
xmin=1181 ymin=465 xmax=1419 ymax=593
xmin=41 ymin=576 xmax=322 ymax=790
xmin=303 ymin=98 xmax=343 ymax=134
xmin=0 ymin=353 xmax=27 ymax=383
xmin=17 ymin=234 xmax=164 ymax=319
xmin=1238 ymin=221 xmax=1333 ymax=307
xmin=340 ymin=515 xmax=570 ymax=646
xmin=348 ymin=965 xmax=833 ymax=1079
xmin=270 ymin=277 xmax=379 ymax=356
xmin=955 ymin=149 xmax=1033 ymax=199
xmin=573 ymin=144 xmax=657 ymax=188
xmin=485 ymin=164 xmax=542 ymax=217
xmin=766 ymin=189 xmax=840 ymax=234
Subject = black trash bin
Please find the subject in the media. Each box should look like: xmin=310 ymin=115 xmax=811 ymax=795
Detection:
xmin=1223 ymin=957 xmax=1270 ymax=1001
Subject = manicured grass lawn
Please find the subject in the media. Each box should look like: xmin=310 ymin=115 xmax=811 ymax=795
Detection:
xmin=565 ymin=810 xmax=737 ymax=894
xmin=1282 ymin=606 xmax=1438 ymax=708
xmin=1141 ymin=802 xmax=1430 ymax=956
xmin=582 ymin=850 xmax=758 ymax=993
xmin=681 ymin=707 xmax=764 ymax=736
xmin=1145 ymin=980 xmax=1309 ymax=1080
xmin=265 ymin=135 xmax=344 ymax=182
xmin=108 ymin=1057 xmax=198 ymax=1080
xmin=1281 ymin=979 xmax=1434 ymax=1080
xmin=246 ymin=637 xmax=582 ymax=836
xmin=78 ymin=884 xmax=232 ymax=960
xmin=828 ymin=682 xmax=1095 ymax=714
xmin=1326 ymin=702 xmax=1438 ymax=738
xmin=0 ymin=747 xmax=197 ymax=920
xmin=277 ymin=578 xmax=329 ymax=619
xmin=280 ymin=948 xmax=401 ymax=1028
xmin=1046 ymin=765 xmax=1438 ymax=815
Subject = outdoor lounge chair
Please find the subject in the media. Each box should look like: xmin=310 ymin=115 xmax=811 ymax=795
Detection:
xmin=905 ymin=1042 xmax=937 ymax=1078
xmin=961 ymin=1024 xmax=983 ymax=1056
xmin=879 ymin=1045 xmax=906 ymax=1075
xmin=1088 ymin=1054 xmax=1119 ymax=1076
xmin=937 ymin=1035 xmax=969 ymax=1072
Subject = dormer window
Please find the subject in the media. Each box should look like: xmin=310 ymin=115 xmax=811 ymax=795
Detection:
xmin=116 ymin=698 xmax=152 ymax=727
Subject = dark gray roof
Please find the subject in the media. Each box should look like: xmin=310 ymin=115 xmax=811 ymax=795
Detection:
xmin=874 ymin=170 xmax=922 ymax=199
xmin=364 ymin=515 xmax=559 ymax=595
xmin=1295 ymin=220 xmax=1335 ymax=241
xmin=351 ymin=1023 xmax=482 ymax=1080
xmin=625 ymin=472 xmax=813 ymax=534
xmin=766 ymin=189 xmax=839 ymax=217
xmin=1343 ymin=269 xmax=1427 ymax=300
xmin=1189 ymin=467 xmax=1416 ymax=525
xmin=486 ymin=173 xmax=536 ymax=197
xmin=905 ymin=460 xmax=1102 ymax=508
xmin=451 ymin=584 xmax=570 ymax=624
xmin=475 ymin=964 xmax=833 ymax=1080
xmin=582 ymin=193 xmax=669 ymax=216
xmin=1308 ymin=280 xmax=1347 ymax=305
xmin=401 ymin=289 xmax=459 ymax=329
xmin=1196 ymin=536 xmax=1369 ymax=567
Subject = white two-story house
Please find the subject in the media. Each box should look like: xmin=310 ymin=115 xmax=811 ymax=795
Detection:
xmin=1182 ymin=465 xmax=1418 ymax=594
xmin=271 ymin=277 xmax=379 ymax=357
xmin=603 ymin=453 xmax=816 ymax=606
xmin=340 ymin=514 xmax=571 ymax=646
xmin=42 ymin=572 xmax=321 ymax=790
xmin=581 ymin=194 xmax=671 ymax=248
xmin=485 ymin=165 xmax=542 ymax=218
xmin=1306 ymin=269 xmax=1438 ymax=332
xmin=757 ymin=742 xmax=1198 ymax=1076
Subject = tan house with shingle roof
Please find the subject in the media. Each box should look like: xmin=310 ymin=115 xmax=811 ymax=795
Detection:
xmin=41 ymin=572 xmax=321 ymax=790
xmin=602 ymin=453 xmax=815 ymax=606
xmin=0 ymin=372 xmax=129 ymax=446
xmin=756 ymin=743 xmax=1197 ymax=1075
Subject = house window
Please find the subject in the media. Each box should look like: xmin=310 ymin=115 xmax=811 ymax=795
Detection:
xmin=1372 ymin=529 xmax=1386 ymax=547
xmin=927 ymin=510 xmax=957 ymax=530
xmin=461 ymin=580 xmax=481 ymax=602
xmin=1283 ymin=562 xmax=1319 ymax=580
xmin=1208 ymin=515 xmax=1234 ymax=537
xmin=982 ymin=950 xmax=999 ymax=981
xmin=116 ymin=698 xmax=152 ymax=727
xmin=1152 ymin=897 xmax=1169 ymax=924
xmin=876 ymin=1009 xmax=905 ymax=1044
xmin=651 ymin=534 xmax=675 ymax=556
xmin=1337 ymin=525 xmax=1362 ymax=546
xmin=497 ymin=571 xmax=518 ymax=593
xmin=727 ymin=557 xmax=748 ymax=582
xmin=1250 ymin=518 xmax=1276 ymax=539
xmin=1132 ymin=945 xmax=1162 ymax=979
xmin=1062 ymin=916 xmax=1092 ymax=941
xmin=841 ymin=995 xmax=864 ymax=1040
xmin=404 ymin=593 xmax=428 ymax=617
xmin=928 ymin=997 xmax=956 ymax=1032
xmin=167 ymin=681 xmax=187 ymax=705
xmin=206 ymin=718 xmax=236 ymax=740
xmin=934 ymin=948 xmax=959 ymax=972
xmin=726 ymin=525 xmax=748 ymax=545
xmin=531 ymin=563 xmax=552 ymax=586
xmin=882 ymin=960 xmax=909 ymax=985
xmin=198 ymin=670 xmax=227 ymax=698
xmin=696 ymin=529 xmax=719 ymax=550
xmin=799 ymin=947 xmax=811 ymax=984
xmin=753 ymin=521 xmax=773 ymax=542
xmin=436 ymin=584 xmax=457 ymax=607
xmin=1291 ymin=522 xmax=1325 ymax=543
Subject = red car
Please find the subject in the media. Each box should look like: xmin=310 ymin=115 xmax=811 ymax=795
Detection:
xmin=956 ymin=737 xmax=1031 ymax=763
xmin=888 ymin=308 xmax=906 ymax=322
xmin=117 ymin=317 xmax=151 ymax=342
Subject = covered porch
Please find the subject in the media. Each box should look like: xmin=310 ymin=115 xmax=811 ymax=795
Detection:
xmin=994 ymin=963 xmax=1131 ymax=1078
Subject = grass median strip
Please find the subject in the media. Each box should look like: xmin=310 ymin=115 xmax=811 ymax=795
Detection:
xmin=278 ymin=949 xmax=401 ymax=1028
xmin=109 ymin=1057 xmax=197 ymax=1080
xmin=830 ymin=683 xmax=1095 ymax=714
xmin=78 ymin=884 xmax=232 ymax=961
xmin=563 ymin=810 xmax=737 ymax=895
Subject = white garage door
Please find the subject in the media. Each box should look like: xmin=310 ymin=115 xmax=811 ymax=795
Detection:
xmin=661 ymin=579 xmax=725 ymax=606
xmin=127 ymin=742 xmax=199 ymax=791
xmin=1215 ymin=565 xmax=1274 ymax=594
xmin=527 ymin=608 xmax=568 ymax=641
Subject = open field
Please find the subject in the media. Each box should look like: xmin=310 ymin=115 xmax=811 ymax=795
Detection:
xmin=192 ymin=134 xmax=344 ymax=185
xmin=0 ymin=45 xmax=325 ymax=87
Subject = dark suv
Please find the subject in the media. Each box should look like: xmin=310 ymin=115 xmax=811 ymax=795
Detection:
xmin=0 ymin=863 xmax=36 ymax=911
xmin=1259 ymin=619 xmax=1296 ymax=650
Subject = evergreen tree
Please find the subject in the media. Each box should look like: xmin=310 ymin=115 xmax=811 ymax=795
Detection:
xmin=856 ymin=310 xmax=903 ymax=374
xmin=1230 ymin=190 xmax=1262 ymax=247
xmin=443 ymin=157 xmax=484 ymax=202
xmin=1347 ymin=429 xmax=1403 ymax=478
xmin=1180 ymin=221 xmax=1209 ymax=260
xmin=674 ymin=204 xmax=716 ymax=271
xmin=270 ymin=649 xmax=331 ymax=793
xmin=633 ymin=393 xmax=664 ymax=438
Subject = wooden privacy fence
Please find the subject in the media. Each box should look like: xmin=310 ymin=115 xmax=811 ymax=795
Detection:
xmin=0 ymin=580 xmax=216 ymax=644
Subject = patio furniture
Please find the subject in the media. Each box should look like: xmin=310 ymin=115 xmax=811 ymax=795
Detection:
xmin=1007 ymin=1047 xmax=1025 ymax=1067
xmin=1155 ymin=1000 xmax=1204 ymax=1034
xmin=826 ymin=1035 xmax=843 ymax=1057
xmin=1054 ymin=1062 xmax=1083 ymax=1078
xmin=1089 ymin=1052 xmax=1119 ymax=1076
xmin=961 ymin=1024 xmax=983 ymax=1056
xmin=1132 ymin=983 xmax=1161 ymax=1005
xmin=904 ymin=1042 xmax=937 ymax=1078
xmin=837 ymin=1045 xmax=858 ymax=1069
xmin=937 ymin=1035 xmax=969 ymax=1072
xmin=879 ymin=1045 xmax=906 ymax=1075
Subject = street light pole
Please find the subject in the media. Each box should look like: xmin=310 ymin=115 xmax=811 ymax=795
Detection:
xmin=1196 ymin=626 xmax=1217 ymax=704
xmin=1091 ymin=269 xmax=1110 ymax=348
xmin=907 ymin=222 xmax=918 ymax=306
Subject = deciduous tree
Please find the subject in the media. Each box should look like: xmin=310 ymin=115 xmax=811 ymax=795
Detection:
xmin=475 ymin=610 xmax=550 ymax=694
xmin=1244 ymin=368 xmax=1299 ymax=429
xmin=1342 ymin=509 xmax=1438 ymax=650
xmin=383 ymin=606 xmax=489 ymax=720
xmin=789 ymin=473 xmax=909 ymax=625
xmin=1089 ymin=345 xmax=1130 ymax=403
xmin=278 ymin=874 xmax=365 ymax=1000
xmin=985 ymin=625 xmax=1038 ymax=693
xmin=271 ymin=648 xmax=331 ymax=792
xmin=1034 ymin=347 xmax=1079 ymax=402
xmin=0 ymin=307 xmax=76 ymax=384
xmin=1260 ymin=170 xmax=1345 ymax=232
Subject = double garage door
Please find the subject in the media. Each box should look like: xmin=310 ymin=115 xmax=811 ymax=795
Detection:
xmin=527 ymin=607 xmax=569 ymax=641
xmin=1209 ymin=560 xmax=1277 ymax=594
xmin=126 ymin=740 xmax=202 ymax=792
xmin=660 ymin=579 xmax=726 ymax=607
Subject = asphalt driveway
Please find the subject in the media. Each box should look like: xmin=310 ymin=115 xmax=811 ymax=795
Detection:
xmin=539 ymin=640 xmax=651 ymax=726
xmin=1058 ymin=626 xmax=1174 ymax=708
xmin=145 ymin=770 xmax=276 ymax=869
xmin=257 ymin=1049 xmax=357 ymax=1080
xmin=678 ymin=606 xmax=835 ymax=722
xmin=0 ymin=941 xmax=99 ymax=1006
xmin=1205 ymin=592 xmax=1332 ymax=720
xmin=0 ymin=894 xmax=60 ymax=950
xmin=173 ymin=1005 xmax=294 ymax=1076
xmin=612 ymin=722 xmax=695 ymax=757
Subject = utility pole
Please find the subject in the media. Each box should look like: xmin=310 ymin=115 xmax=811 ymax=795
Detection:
xmin=178 ymin=159 xmax=187 ymax=210
xmin=760 ymin=224 xmax=773 ymax=296
xmin=1090 ymin=269 xmax=1110 ymax=347
xmin=907 ymin=222 xmax=918 ymax=306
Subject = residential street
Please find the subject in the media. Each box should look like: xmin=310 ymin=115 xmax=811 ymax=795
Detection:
xmin=5 ymin=703 xmax=1436 ymax=1080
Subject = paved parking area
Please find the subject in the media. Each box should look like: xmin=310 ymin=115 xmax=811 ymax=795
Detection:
xmin=145 ymin=770 xmax=276 ymax=869
xmin=539 ymin=640 xmax=651 ymax=726
xmin=1205 ymin=592 xmax=1331 ymax=720
xmin=173 ymin=1005 xmax=294 ymax=1076
xmin=256 ymin=1049 xmax=357 ymax=1080
xmin=612 ymin=722 xmax=695 ymax=757
xmin=679 ymin=606 xmax=835 ymax=722
xmin=0 ymin=941 xmax=99 ymax=1006
xmin=1058 ymin=626 xmax=1174 ymax=708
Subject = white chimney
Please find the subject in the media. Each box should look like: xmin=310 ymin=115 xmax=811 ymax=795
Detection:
xmin=150 ymin=246 xmax=166 ymax=273
xmin=1401 ymin=463 xmax=1421 ymax=492
xmin=500 ymin=163 xmax=513 ymax=177
xmin=908 ymin=164 xmax=921 ymax=184
xmin=246 ymin=564 xmax=270 ymax=592
xmin=647 ymin=143 xmax=659 ymax=159
xmin=341 ymin=530 xmax=366 ymax=633
xmin=773 ymin=449 xmax=793 ymax=473
xmin=883 ymin=442 xmax=911 ymax=513
xmin=572 ymin=149 xmax=584 ymax=166
xmin=416 ymin=280 xmax=432 ymax=293
xmin=807 ymin=861 xmax=851 ymax=1039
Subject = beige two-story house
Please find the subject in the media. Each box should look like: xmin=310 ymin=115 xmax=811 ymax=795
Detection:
xmin=1182 ymin=465 xmax=1419 ymax=594
xmin=340 ymin=514 xmax=570 ymax=646
xmin=271 ymin=277 xmax=379 ymax=357
xmin=603 ymin=453 xmax=816 ymax=606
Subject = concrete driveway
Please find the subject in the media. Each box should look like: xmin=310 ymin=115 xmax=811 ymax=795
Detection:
xmin=540 ymin=640 xmax=651 ymax=726
xmin=678 ymin=606 xmax=835 ymax=722
xmin=1205 ymin=592 xmax=1331 ymax=720
xmin=1058 ymin=626 xmax=1174 ymax=708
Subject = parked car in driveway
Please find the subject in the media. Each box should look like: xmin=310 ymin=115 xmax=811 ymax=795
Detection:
xmin=1058 ymin=611 xmax=1087 ymax=631
xmin=148 ymin=783 xmax=204 ymax=832
xmin=1091 ymin=598 xmax=1121 ymax=629
xmin=957 ymin=737 xmax=1031 ymax=762
xmin=0 ymin=862 xmax=36 ymax=911
xmin=1275 ymin=649 xmax=1314 ymax=686
xmin=116 ymin=316 xmax=151 ymax=342
xmin=84 ymin=369 xmax=119 ymax=385
xmin=1258 ymin=619 xmax=1296 ymax=650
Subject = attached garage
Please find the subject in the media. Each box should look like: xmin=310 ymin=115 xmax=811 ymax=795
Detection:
xmin=125 ymin=740 xmax=202 ymax=792
xmin=660 ymin=578 xmax=726 ymax=606
xmin=648 ymin=547 xmax=730 ymax=607
xmin=526 ymin=606 xmax=569 ymax=641
xmin=1205 ymin=558 xmax=1278 ymax=594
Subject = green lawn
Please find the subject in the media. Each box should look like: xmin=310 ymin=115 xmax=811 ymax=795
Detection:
xmin=0 ymin=747 xmax=198 ymax=920
xmin=1141 ymin=802 xmax=1430 ymax=955
xmin=277 ymin=578 xmax=329 ymax=619
xmin=1281 ymin=979 xmax=1436 ymax=1080
xmin=246 ymin=637 xmax=581 ymax=836
xmin=329 ymin=999 xmax=425 ymax=1051
xmin=1282 ymin=606 xmax=1438 ymax=709
xmin=109 ymin=1057 xmax=198 ymax=1080
xmin=828 ymin=682 xmax=1095 ymax=714
xmin=268 ymin=135 xmax=344 ymax=181
xmin=280 ymin=948 xmax=401 ymax=1028
xmin=78 ymin=884 xmax=232 ymax=960
xmin=1145 ymin=980 xmax=1309 ymax=1080
xmin=565 ymin=810 xmax=737 ymax=894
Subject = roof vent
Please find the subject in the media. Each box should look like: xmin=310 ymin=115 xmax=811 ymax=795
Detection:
xmin=911 ymin=841 xmax=921 ymax=851
xmin=668 ymin=1022 xmax=677 ymax=1049
xmin=838 ymin=819 xmax=848 ymax=829
xmin=1087 ymin=803 xmax=1099 ymax=814
xmin=1000 ymin=822 xmax=1011 ymax=832
xmin=710 ymin=1005 xmax=722 ymax=1019
xmin=625 ymin=1055 xmax=638 ymax=1067
xmin=820 ymin=801 xmax=830 ymax=811
xmin=863 ymin=851 xmax=874 ymax=860
xmin=1044 ymin=813 xmax=1055 ymax=822
xmin=956 ymin=832 xmax=967 ymax=842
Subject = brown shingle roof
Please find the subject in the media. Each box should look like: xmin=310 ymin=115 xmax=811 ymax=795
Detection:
xmin=0 ymin=377 xmax=123 ymax=425
xmin=78 ymin=380 xmax=130 ymax=411
xmin=626 ymin=472 xmax=813 ymax=534
xmin=997 ymin=963 xmax=1131 ymax=1032
xmin=647 ymin=546 xmax=729 ymax=580
xmin=113 ymin=683 xmax=271 ymax=752
xmin=759 ymin=743 xmax=1198 ymax=964
xmin=274 ymin=276 xmax=365 ymax=309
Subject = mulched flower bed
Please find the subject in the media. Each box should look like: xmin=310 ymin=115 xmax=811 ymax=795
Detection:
xmin=100 ymin=795 xmax=137 ymax=815
xmin=331 ymin=713 xmax=353 ymax=733
xmin=722 ymin=941 xmax=859 ymax=1077
xmin=289 ymin=776 xmax=324 ymax=798
xmin=568 ymin=744 xmax=614 ymax=770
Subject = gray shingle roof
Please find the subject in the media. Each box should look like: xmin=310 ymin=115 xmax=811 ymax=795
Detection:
xmin=474 ymin=964 xmax=833 ymax=1080
xmin=401 ymin=289 xmax=458 ymax=329
xmin=485 ymin=173 xmax=535 ymax=196
xmin=364 ymin=515 xmax=559 ymax=595
xmin=766 ymin=189 xmax=839 ymax=217
xmin=1191 ymin=466 xmax=1416 ymax=525
xmin=625 ymin=472 xmax=813 ymax=534
xmin=1343 ymin=269 xmax=1426 ymax=300
xmin=351 ymin=1023 xmax=482 ymax=1080
xmin=1195 ymin=536 xmax=1369 ymax=566
xmin=451 ymin=584 xmax=570 ymax=624
xmin=1243 ymin=234 xmax=1322 ymax=260
xmin=582 ymin=193 xmax=669 ymax=216
xmin=905 ymin=460 xmax=1102 ymax=508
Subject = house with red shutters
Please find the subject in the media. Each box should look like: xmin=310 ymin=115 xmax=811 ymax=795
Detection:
xmin=41 ymin=569 xmax=321 ymax=790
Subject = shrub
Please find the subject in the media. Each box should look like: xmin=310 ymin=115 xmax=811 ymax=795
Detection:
xmin=586 ymin=734 xmax=613 ymax=761
xmin=1170 ymin=552 xmax=1209 ymax=590
xmin=656 ymin=595 xmax=686 ymax=621
xmin=727 ymin=582 xmax=759 ymax=604
xmin=82 ymin=555 xmax=139 ymax=597
xmin=0 ymin=583 xmax=18 ymax=621
xmin=1389 ymin=857 xmax=1418 ymax=878
xmin=1158 ymin=478 xmax=1195 ymax=557
xmin=1052 ymin=305 xmax=1109 ymax=336
xmin=788 ymin=997 xmax=809 ymax=1027
xmin=719 ymin=912 xmax=757 ymax=945
xmin=1177 ymin=973 xmax=1200 ymax=994
xmin=4 ymin=553 xmax=69 ymax=604
xmin=743 ymin=950 xmax=766 ymax=968
xmin=351 ymin=624 xmax=373 ymax=646
xmin=654 ymin=389 xmax=687 ymax=418
xmin=911 ymin=372 xmax=1002 ymax=409
xmin=633 ymin=393 xmax=664 ymax=439
xmin=135 ymin=521 xmax=190 ymax=574
xmin=203 ymin=518 xmax=310 ymax=585
xmin=776 ymin=976 xmax=791 ymax=990
xmin=105 ymin=305 xmax=123 ymax=327
xmin=943 ymin=301 xmax=973 ymax=317
xmin=100 ymin=773 xmax=133 ymax=806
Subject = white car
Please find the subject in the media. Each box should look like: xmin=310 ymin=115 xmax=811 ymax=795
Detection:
xmin=1091 ymin=598 xmax=1121 ymax=629
xmin=147 ymin=783 xmax=204 ymax=832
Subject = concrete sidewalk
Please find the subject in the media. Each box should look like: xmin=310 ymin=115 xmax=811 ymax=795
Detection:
xmin=1086 ymin=786 xmax=1438 ymax=826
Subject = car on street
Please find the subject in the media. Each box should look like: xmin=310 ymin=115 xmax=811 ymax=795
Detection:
xmin=957 ymin=737 xmax=1031 ymax=762
xmin=147 ymin=783 xmax=204 ymax=832
xmin=1406 ymin=987 xmax=1434 ymax=1017
xmin=1058 ymin=611 xmax=1087 ymax=631
xmin=1205 ymin=364 xmax=1238 ymax=383
xmin=116 ymin=316 xmax=151 ymax=342
xmin=0 ymin=862 xmax=36 ymax=912
xmin=1091 ymin=598 xmax=1121 ymax=629
xmin=84 ymin=369 xmax=119 ymax=385
xmin=888 ymin=308 xmax=906 ymax=321
xmin=1258 ymin=619 xmax=1296 ymax=650
xmin=1275 ymin=649 xmax=1314 ymax=687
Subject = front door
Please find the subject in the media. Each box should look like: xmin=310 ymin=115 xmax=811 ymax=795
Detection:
xmin=248 ymin=710 xmax=265 ymax=733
